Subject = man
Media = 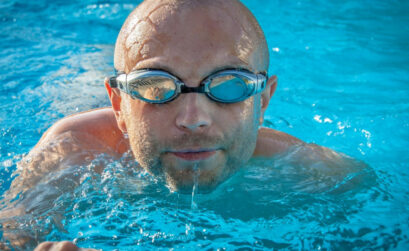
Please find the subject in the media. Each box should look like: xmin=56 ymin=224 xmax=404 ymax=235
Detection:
xmin=2 ymin=0 xmax=354 ymax=249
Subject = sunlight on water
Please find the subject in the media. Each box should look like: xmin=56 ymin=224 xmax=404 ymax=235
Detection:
xmin=0 ymin=147 xmax=380 ymax=250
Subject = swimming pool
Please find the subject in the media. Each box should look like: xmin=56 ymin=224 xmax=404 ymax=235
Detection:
xmin=1 ymin=0 xmax=409 ymax=249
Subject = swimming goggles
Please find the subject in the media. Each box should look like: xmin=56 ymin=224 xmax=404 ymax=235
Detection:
xmin=109 ymin=68 xmax=267 ymax=104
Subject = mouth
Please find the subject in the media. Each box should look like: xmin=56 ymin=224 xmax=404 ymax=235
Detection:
xmin=169 ymin=149 xmax=217 ymax=161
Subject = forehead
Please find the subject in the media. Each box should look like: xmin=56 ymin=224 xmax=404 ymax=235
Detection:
xmin=116 ymin=1 xmax=267 ymax=77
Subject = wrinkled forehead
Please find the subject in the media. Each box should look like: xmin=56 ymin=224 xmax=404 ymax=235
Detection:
xmin=114 ymin=0 xmax=268 ymax=75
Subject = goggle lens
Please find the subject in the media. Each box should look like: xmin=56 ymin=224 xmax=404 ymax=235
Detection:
xmin=208 ymin=74 xmax=249 ymax=102
xmin=128 ymin=76 xmax=177 ymax=103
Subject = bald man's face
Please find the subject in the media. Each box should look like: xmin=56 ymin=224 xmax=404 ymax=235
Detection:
xmin=108 ymin=1 xmax=275 ymax=193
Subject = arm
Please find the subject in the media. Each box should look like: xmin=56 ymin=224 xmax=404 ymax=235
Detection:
xmin=33 ymin=241 xmax=99 ymax=251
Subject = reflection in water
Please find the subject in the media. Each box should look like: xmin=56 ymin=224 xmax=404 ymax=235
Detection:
xmin=0 ymin=146 xmax=380 ymax=250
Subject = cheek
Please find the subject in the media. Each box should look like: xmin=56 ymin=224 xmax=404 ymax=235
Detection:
xmin=219 ymin=98 xmax=259 ymax=129
xmin=121 ymin=99 xmax=174 ymax=167
xmin=123 ymin=98 xmax=173 ymax=134
xmin=227 ymin=98 xmax=260 ymax=154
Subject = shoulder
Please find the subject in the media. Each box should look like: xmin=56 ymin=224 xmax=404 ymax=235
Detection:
xmin=36 ymin=107 xmax=129 ymax=156
xmin=253 ymin=127 xmax=304 ymax=157
xmin=8 ymin=108 xmax=129 ymax=199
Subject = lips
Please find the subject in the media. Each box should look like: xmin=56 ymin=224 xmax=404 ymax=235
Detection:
xmin=170 ymin=150 xmax=217 ymax=161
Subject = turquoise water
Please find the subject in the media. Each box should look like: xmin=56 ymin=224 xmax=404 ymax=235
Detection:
xmin=1 ymin=0 xmax=409 ymax=249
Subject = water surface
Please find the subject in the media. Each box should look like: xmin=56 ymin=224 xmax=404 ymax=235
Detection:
xmin=0 ymin=0 xmax=408 ymax=249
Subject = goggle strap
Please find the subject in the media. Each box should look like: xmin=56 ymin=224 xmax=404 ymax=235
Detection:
xmin=256 ymin=74 xmax=267 ymax=93
xmin=109 ymin=76 xmax=118 ymax=88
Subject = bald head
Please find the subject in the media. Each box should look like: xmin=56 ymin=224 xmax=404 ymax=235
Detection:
xmin=114 ymin=0 xmax=269 ymax=74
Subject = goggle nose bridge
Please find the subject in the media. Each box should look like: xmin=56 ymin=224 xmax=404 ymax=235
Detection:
xmin=180 ymin=85 xmax=206 ymax=94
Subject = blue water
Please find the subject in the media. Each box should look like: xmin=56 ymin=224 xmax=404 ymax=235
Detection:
xmin=1 ymin=0 xmax=409 ymax=250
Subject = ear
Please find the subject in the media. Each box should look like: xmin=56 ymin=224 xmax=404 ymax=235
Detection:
xmin=259 ymin=75 xmax=277 ymax=125
xmin=105 ymin=77 xmax=127 ymax=133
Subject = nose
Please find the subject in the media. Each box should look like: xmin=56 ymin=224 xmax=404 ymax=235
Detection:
xmin=175 ymin=93 xmax=212 ymax=132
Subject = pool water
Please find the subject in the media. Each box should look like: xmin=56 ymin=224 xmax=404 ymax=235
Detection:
xmin=1 ymin=0 xmax=409 ymax=250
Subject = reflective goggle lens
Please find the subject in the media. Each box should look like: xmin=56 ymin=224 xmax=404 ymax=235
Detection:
xmin=207 ymin=74 xmax=249 ymax=102
xmin=128 ymin=76 xmax=177 ymax=103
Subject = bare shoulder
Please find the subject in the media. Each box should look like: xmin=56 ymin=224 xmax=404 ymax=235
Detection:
xmin=253 ymin=127 xmax=304 ymax=157
xmin=253 ymin=128 xmax=362 ymax=170
xmin=8 ymin=108 xmax=129 ymax=196
xmin=2 ymin=108 xmax=130 ymax=248
xmin=37 ymin=107 xmax=128 ymax=155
